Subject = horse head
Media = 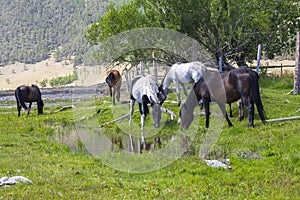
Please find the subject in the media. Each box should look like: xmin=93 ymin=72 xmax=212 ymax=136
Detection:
xmin=152 ymin=103 xmax=162 ymax=128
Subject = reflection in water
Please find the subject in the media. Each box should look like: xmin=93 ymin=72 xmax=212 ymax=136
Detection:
xmin=53 ymin=125 xmax=190 ymax=155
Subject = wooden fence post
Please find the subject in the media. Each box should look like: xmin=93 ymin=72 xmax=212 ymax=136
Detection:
xmin=219 ymin=56 xmax=222 ymax=73
xmin=140 ymin=61 xmax=145 ymax=76
xmin=193 ymin=41 xmax=198 ymax=61
xmin=294 ymin=32 xmax=300 ymax=94
xmin=152 ymin=51 xmax=158 ymax=83
xmin=125 ymin=68 xmax=130 ymax=92
xmin=256 ymin=44 xmax=262 ymax=73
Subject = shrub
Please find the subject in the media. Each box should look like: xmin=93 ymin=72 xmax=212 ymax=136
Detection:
xmin=49 ymin=71 xmax=78 ymax=86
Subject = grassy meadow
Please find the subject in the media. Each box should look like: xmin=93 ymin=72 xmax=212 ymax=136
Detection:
xmin=0 ymin=74 xmax=299 ymax=199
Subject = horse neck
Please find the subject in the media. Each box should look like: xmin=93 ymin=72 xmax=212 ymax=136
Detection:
xmin=147 ymin=86 xmax=160 ymax=104
xmin=162 ymin=74 xmax=172 ymax=90
xmin=184 ymin=89 xmax=199 ymax=112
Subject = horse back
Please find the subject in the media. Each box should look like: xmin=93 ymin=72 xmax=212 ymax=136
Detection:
xmin=222 ymin=72 xmax=240 ymax=103
xmin=28 ymin=85 xmax=42 ymax=102
xmin=16 ymin=85 xmax=41 ymax=102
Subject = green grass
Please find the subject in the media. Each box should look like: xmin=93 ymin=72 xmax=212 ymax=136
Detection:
xmin=0 ymin=75 xmax=299 ymax=199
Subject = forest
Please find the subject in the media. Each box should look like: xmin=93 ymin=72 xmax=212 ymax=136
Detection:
xmin=0 ymin=0 xmax=127 ymax=66
xmin=1 ymin=0 xmax=299 ymax=68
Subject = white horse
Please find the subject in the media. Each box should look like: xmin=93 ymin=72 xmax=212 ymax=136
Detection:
xmin=161 ymin=61 xmax=209 ymax=106
xmin=129 ymin=75 xmax=165 ymax=129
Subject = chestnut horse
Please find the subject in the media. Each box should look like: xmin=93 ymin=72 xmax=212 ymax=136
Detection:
xmin=105 ymin=70 xmax=122 ymax=105
xmin=180 ymin=67 xmax=266 ymax=128
xmin=15 ymin=84 xmax=44 ymax=117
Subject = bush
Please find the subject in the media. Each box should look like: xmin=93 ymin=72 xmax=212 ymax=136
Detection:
xmin=39 ymin=79 xmax=48 ymax=87
xmin=49 ymin=71 xmax=78 ymax=86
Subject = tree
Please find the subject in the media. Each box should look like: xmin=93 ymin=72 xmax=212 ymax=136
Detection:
xmin=86 ymin=0 xmax=300 ymax=67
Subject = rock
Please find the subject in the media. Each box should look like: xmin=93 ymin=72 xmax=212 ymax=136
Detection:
xmin=204 ymin=159 xmax=231 ymax=169
xmin=0 ymin=176 xmax=33 ymax=187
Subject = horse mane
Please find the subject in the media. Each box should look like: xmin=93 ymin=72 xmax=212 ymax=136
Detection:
xmin=145 ymin=75 xmax=161 ymax=104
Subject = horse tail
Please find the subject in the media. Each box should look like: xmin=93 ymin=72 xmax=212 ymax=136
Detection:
xmin=15 ymin=87 xmax=28 ymax=110
xmin=249 ymin=71 xmax=266 ymax=122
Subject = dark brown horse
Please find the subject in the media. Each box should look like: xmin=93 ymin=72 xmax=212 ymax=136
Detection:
xmin=180 ymin=67 xmax=266 ymax=128
xmin=105 ymin=70 xmax=122 ymax=105
xmin=15 ymin=84 xmax=44 ymax=117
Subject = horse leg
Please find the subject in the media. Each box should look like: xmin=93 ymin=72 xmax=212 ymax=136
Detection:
xmin=108 ymin=86 xmax=113 ymax=104
xmin=140 ymin=99 xmax=148 ymax=129
xmin=174 ymin=81 xmax=181 ymax=106
xmin=217 ymin=102 xmax=233 ymax=127
xmin=140 ymin=105 xmax=146 ymax=129
xmin=28 ymin=102 xmax=32 ymax=116
xmin=17 ymin=101 xmax=21 ymax=117
xmin=115 ymin=80 xmax=121 ymax=102
xmin=238 ymin=100 xmax=244 ymax=121
xmin=203 ymin=98 xmax=210 ymax=128
xmin=112 ymin=87 xmax=116 ymax=105
xmin=229 ymin=103 xmax=233 ymax=117
xmin=141 ymin=131 xmax=146 ymax=150
xmin=129 ymin=99 xmax=135 ymax=125
xmin=242 ymin=96 xmax=254 ymax=127
xmin=129 ymin=134 xmax=134 ymax=155
xmin=181 ymin=83 xmax=188 ymax=97
xmin=116 ymin=87 xmax=121 ymax=102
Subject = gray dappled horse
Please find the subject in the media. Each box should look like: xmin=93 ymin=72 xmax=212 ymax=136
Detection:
xmin=15 ymin=84 xmax=44 ymax=117
xmin=161 ymin=61 xmax=209 ymax=106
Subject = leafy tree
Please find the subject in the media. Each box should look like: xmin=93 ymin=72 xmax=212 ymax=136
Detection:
xmin=86 ymin=0 xmax=300 ymax=67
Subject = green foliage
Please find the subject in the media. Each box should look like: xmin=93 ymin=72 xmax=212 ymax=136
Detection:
xmin=86 ymin=2 xmax=145 ymax=44
xmin=260 ymin=74 xmax=294 ymax=90
xmin=49 ymin=71 xmax=78 ymax=86
xmin=0 ymin=0 xmax=107 ymax=66
xmin=87 ymin=0 xmax=300 ymax=66
xmin=39 ymin=79 xmax=48 ymax=87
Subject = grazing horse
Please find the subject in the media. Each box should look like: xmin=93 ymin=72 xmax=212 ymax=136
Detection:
xmin=105 ymin=70 xmax=122 ymax=105
xmin=179 ymin=67 xmax=266 ymax=128
xmin=15 ymin=84 xmax=44 ymax=117
xmin=161 ymin=61 xmax=208 ymax=106
xmin=129 ymin=75 xmax=165 ymax=129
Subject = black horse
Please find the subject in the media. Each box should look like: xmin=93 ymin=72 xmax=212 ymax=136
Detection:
xmin=179 ymin=67 xmax=266 ymax=128
xmin=15 ymin=84 xmax=44 ymax=117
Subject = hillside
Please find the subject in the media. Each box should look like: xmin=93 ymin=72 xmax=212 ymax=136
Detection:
xmin=0 ymin=0 xmax=113 ymax=66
